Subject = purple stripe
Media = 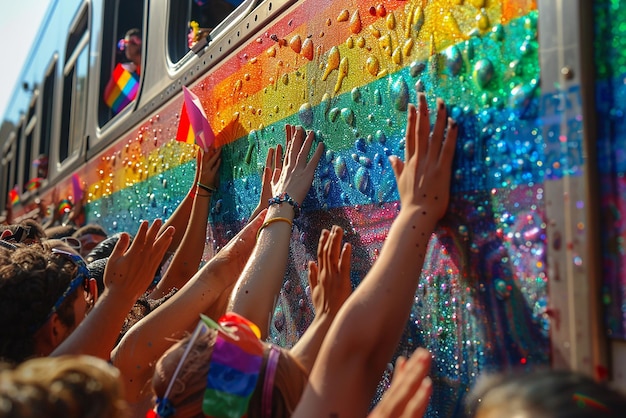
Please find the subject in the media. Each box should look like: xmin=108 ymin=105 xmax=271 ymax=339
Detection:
xmin=212 ymin=337 xmax=262 ymax=374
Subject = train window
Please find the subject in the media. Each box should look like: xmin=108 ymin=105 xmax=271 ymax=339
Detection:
xmin=168 ymin=0 xmax=250 ymax=63
xmin=38 ymin=58 xmax=57 ymax=179
xmin=59 ymin=7 xmax=89 ymax=163
xmin=98 ymin=0 xmax=145 ymax=126
xmin=21 ymin=100 xmax=37 ymax=192
xmin=1 ymin=133 xmax=17 ymax=213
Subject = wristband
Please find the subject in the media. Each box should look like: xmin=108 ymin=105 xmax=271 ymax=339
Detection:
xmin=197 ymin=181 xmax=217 ymax=193
xmin=256 ymin=217 xmax=293 ymax=241
xmin=268 ymin=192 xmax=301 ymax=218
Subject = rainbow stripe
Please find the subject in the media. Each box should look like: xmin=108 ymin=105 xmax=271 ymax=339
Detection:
xmin=9 ymin=187 xmax=19 ymax=206
xmin=202 ymin=313 xmax=264 ymax=418
xmin=104 ymin=63 xmax=139 ymax=114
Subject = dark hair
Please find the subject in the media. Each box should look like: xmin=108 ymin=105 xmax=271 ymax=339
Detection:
xmin=72 ymin=224 xmax=108 ymax=240
xmin=45 ymin=224 xmax=78 ymax=240
xmin=465 ymin=369 xmax=626 ymax=418
xmin=85 ymin=232 xmax=130 ymax=264
xmin=0 ymin=244 xmax=79 ymax=363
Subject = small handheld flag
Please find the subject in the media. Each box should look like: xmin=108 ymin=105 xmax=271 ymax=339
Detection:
xmin=104 ymin=63 xmax=139 ymax=114
xmin=8 ymin=187 xmax=19 ymax=206
xmin=175 ymin=86 xmax=214 ymax=152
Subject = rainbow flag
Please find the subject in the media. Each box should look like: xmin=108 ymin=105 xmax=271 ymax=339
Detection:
xmin=103 ymin=63 xmax=139 ymax=114
xmin=175 ymin=86 xmax=214 ymax=151
xmin=8 ymin=187 xmax=19 ymax=206
xmin=25 ymin=177 xmax=43 ymax=192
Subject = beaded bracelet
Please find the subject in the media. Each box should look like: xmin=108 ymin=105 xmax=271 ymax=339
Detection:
xmin=268 ymin=192 xmax=301 ymax=218
xmin=197 ymin=181 xmax=217 ymax=194
xmin=256 ymin=217 xmax=293 ymax=241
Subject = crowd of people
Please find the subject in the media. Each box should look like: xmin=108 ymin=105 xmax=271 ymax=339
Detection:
xmin=1 ymin=93 xmax=625 ymax=417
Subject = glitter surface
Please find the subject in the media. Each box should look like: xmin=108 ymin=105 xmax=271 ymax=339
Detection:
xmin=62 ymin=1 xmax=548 ymax=415
xmin=595 ymin=0 xmax=626 ymax=339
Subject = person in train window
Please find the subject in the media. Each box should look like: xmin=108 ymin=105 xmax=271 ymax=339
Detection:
xmin=103 ymin=29 xmax=142 ymax=115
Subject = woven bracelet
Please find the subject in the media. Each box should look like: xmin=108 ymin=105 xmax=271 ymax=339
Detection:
xmin=268 ymin=192 xmax=301 ymax=218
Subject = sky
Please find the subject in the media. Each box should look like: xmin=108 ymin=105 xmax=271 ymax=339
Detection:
xmin=0 ymin=0 xmax=52 ymax=120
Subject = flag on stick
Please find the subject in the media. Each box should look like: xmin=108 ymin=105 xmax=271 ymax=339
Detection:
xmin=175 ymin=86 xmax=214 ymax=151
xmin=104 ymin=63 xmax=139 ymax=114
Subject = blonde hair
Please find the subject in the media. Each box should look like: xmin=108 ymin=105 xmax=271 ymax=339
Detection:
xmin=0 ymin=355 xmax=128 ymax=418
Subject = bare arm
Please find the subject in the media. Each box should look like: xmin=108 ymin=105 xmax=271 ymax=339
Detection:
xmin=293 ymin=94 xmax=458 ymax=418
xmin=111 ymin=211 xmax=265 ymax=404
xmin=289 ymin=225 xmax=352 ymax=373
xmin=228 ymin=125 xmax=324 ymax=339
xmin=50 ymin=220 xmax=174 ymax=360
xmin=150 ymin=148 xmax=221 ymax=298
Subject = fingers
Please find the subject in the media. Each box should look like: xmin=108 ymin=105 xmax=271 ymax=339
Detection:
xmin=307 ymin=260 xmax=319 ymax=291
xmin=207 ymin=147 xmax=222 ymax=170
xmin=405 ymin=103 xmax=417 ymax=161
xmin=305 ymin=141 xmax=325 ymax=177
xmin=265 ymin=147 xmax=275 ymax=171
xmin=327 ymin=225 xmax=344 ymax=269
xmin=274 ymin=143 xmax=283 ymax=171
xmin=440 ymin=118 xmax=458 ymax=169
xmin=339 ymin=242 xmax=352 ymax=278
xmin=388 ymin=155 xmax=404 ymax=184
xmin=127 ymin=220 xmax=149 ymax=253
xmin=416 ymin=93 xmax=430 ymax=164
xmin=316 ymin=229 xmax=330 ymax=274
xmin=428 ymin=99 xmax=447 ymax=161
xmin=295 ymin=130 xmax=315 ymax=169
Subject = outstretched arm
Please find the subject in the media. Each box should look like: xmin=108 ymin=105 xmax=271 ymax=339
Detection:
xmin=249 ymin=144 xmax=282 ymax=221
xmin=112 ymin=211 xmax=265 ymax=404
xmin=228 ymin=125 xmax=324 ymax=339
xmin=150 ymin=148 xmax=221 ymax=298
xmin=294 ymin=93 xmax=458 ymax=418
xmin=289 ymin=225 xmax=352 ymax=373
xmin=158 ymin=147 xmax=214 ymax=257
xmin=50 ymin=219 xmax=175 ymax=360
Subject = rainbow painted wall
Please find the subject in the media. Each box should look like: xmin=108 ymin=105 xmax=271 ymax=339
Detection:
xmin=74 ymin=0 xmax=545 ymax=415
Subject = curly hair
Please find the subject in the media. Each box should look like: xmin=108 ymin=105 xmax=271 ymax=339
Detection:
xmin=0 ymin=355 xmax=128 ymax=418
xmin=0 ymin=244 xmax=79 ymax=364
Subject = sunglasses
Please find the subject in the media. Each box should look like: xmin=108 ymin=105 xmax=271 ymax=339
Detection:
xmin=47 ymin=249 xmax=90 ymax=314
xmin=118 ymin=35 xmax=142 ymax=51
xmin=60 ymin=236 xmax=82 ymax=253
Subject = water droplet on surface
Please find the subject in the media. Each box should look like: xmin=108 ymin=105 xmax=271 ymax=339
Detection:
xmin=350 ymin=10 xmax=362 ymax=34
xmin=341 ymin=108 xmax=355 ymax=126
xmin=298 ymin=103 xmax=314 ymax=126
xmin=366 ymin=56 xmax=380 ymax=76
xmin=473 ymin=59 xmax=494 ymax=88
xmin=390 ymin=77 xmax=409 ymax=111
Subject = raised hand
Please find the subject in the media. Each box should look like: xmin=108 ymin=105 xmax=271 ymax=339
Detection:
xmin=104 ymin=219 xmax=175 ymax=301
xmin=250 ymin=145 xmax=282 ymax=221
xmin=309 ymin=225 xmax=352 ymax=317
xmin=389 ymin=93 xmax=457 ymax=222
xmin=368 ymin=348 xmax=433 ymax=418
xmin=271 ymin=124 xmax=324 ymax=207
xmin=197 ymin=147 xmax=221 ymax=192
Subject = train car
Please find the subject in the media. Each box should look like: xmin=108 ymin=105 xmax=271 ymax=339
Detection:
xmin=1 ymin=0 xmax=625 ymax=415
